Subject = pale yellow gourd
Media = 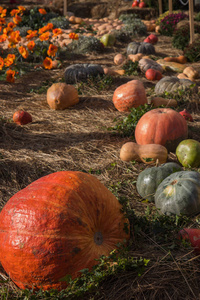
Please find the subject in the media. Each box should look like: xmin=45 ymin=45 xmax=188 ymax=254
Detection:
xmin=120 ymin=142 xmax=168 ymax=164
xmin=150 ymin=97 xmax=177 ymax=108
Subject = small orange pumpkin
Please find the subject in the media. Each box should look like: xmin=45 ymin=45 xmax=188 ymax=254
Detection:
xmin=112 ymin=80 xmax=147 ymax=112
xmin=47 ymin=83 xmax=79 ymax=110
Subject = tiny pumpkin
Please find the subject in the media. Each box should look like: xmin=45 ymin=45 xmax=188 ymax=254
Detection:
xmin=13 ymin=110 xmax=32 ymax=125
xmin=114 ymin=54 xmax=126 ymax=65
xmin=145 ymin=68 xmax=162 ymax=81
xmin=47 ymin=83 xmax=79 ymax=110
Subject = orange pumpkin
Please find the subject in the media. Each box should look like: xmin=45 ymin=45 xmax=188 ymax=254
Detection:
xmin=135 ymin=108 xmax=188 ymax=152
xmin=0 ymin=171 xmax=130 ymax=291
xmin=112 ymin=80 xmax=147 ymax=112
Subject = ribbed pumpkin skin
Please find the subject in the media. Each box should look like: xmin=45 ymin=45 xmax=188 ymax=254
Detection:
xmin=127 ymin=42 xmax=155 ymax=55
xmin=136 ymin=162 xmax=182 ymax=202
xmin=0 ymin=171 xmax=130 ymax=291
xmin=135 ymin=108 xmax=188 ymax=152
xmin=112 ymin=80 xmax=147 ymax=112
xmin=155 ymin=171 xmax=200 ymax=216
xmin=64 ymin=64 xmax=104 ymax=84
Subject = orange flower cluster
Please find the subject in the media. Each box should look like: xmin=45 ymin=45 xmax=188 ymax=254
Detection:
xmin=47 ymin=44 xmax=58 ymax=57
xmin=18 ymin=46 xmax=29 ymax=59
xmin=38 ymin=8 xmax=47 ymax=15
xmin=6 ymin=69 xmax=15 ymax=83
xmin=69 ymin=32 xmax=79 ymax=40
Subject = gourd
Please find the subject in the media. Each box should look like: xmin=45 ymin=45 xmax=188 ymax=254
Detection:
xmin=114 ymin=54 xmax=126 ymax=65
xmin=183 ymin=66 xmax=199 ymax=80
xmin=164 ymin=56 xmax=187 ymax=64
xmin=112 ymin=80 xmax=147 ymax=112
xmin=127 ymin=42 xmax=155 ymax=56
xmin=139 ymin=58 xmax=163 ymax=73
xmin=0 ymin=171 xmax=130 ymax=291
xmin=128 ymin=53 xmax=144 ymax=62
xmin=144 ymin=34 xmax=158 ymax=45
xmin=155 ymin=171 xmax=200 ymax=216
xmin=179 ymin=109 xmax=193 ymax=122
xmin=155 ymin=76 xmax=198 ymax=94
xmin=150 ymin=97 xmax=177 ymax=108
xmin=100 ymin=34 xmax=116 ymax=47
xmin=13 ymin=110 xmax=32 ymax=125
xmin=64 ymin=64 xmax=104 ymax=84
xmin=145 ymin=69 xmax=162 ymax=81
xmin=135 ymin=108 xmax=188 ymax=152
xmin=103 ymin=68 xmax=125 ymax=76
xmin=120 ymin=142 xmax=168 ymax=164
xmin=136 ymin=162 xmax=182 ymax=202
xmin=178 ymin=228 xmax=200 ymax=254
xmin=176 ymin=139 xmax=200 ymax=168
xmin=47 ymin=83 xmax=79 ymax=110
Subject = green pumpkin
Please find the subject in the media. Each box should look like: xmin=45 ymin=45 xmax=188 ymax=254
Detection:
xmin=155 ymin=171 xmax=200 ymax=216
xmin=100 ymin=34 xmax=116 ymax=47
xmin=176 ymin=139 xmax=200 ymax=168
xmin=136 ymin=162 xmax=182 ymax=202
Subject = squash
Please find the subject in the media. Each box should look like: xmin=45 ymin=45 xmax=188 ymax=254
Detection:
xmin=47 ymin=83 xmax=79 ymax=110
xmin=164 ymin=56 xmax=187 ymax=64
xmin=112 ymin=79 xmax=147 ymax=112
xmin=65 ymin=64 xmax=104 ymax=84
xmin=178 ymin=228 xmax=200 ymax=254
xmin=179 ymin=109 xmax=193 ymax=122
xmin=103 ymin=68 xmax=125 ymax=76
xmin=13 ymin=110 xmax=32 ymax=125
xmin=183 ymin=66 xmax=199 ymax=80
xmin=139 ymin=58 xmax=163 ymax=73
xmin=156 ymin=59 xmax=186 ymax=73
xmin=114 ymin=54 xmax=126 ymax=65
xmin=0 ymin=171 xmax=130 ymax=291
xmin=136 ymin=162 xmax=182 ymax=202
xmin=128 ymin=53 xmax=144 ymax=62
xmin=150 ymin=97 xmax=177 ymax=108
xmin=155 ymin=76 xmax=198 ymax=94
xmin=120 ymin=142 xmax=168 ymax=164
xmin=100 ymin=33 xmax=116 ymax=47
xmin=135 ymin=108 xmax=188 ymax=152
xmin=177 ymin=73 xmax=188 ymax=80
xmin=176 ymin=139 xmax=200 ymax=168
xmin=127 ymin=42 xmax=155 ymax=56
xmin=145 ymin=69 xmax=162 ymax=81
xmin=155 ymin=171 xmax=200 ymax=216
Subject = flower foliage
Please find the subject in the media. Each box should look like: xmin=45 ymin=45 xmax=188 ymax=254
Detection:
xmin=159 ymin=12 xmax=188 ymax=36
xmin=0 ymin=5 xmax=64 ymax=82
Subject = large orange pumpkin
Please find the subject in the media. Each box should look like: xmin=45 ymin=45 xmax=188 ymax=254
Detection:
xmin=135 ymin=108 xmax=188 ymax=152
xmin=112 ymin=80 xmax=147 ymax=112
xmin=0 ymin=171 xmax=130 ymax=291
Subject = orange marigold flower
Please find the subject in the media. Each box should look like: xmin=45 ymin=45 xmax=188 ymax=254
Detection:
xmin=38 ymin=8 xmax=47 ymax=15
xmin=43 ymin=57 xmax=52 ymax=69
xmin=18 ymin=46 xmax=29 ymax=59
xmin=8 ymin=31 xmax=21 ymax=44
xmin=0 ymin=34 xmax=7 ymax=43
xmin=4 ymin=56 xmax=14 ymax=67
xmin=6 ymin=69 xmax=15 ymax=83
xmin=7 ymin=22 xmax=16 ymax=29
xmin=0 ymin=17 xmax=6 ymax=25
xmin=7 ymin=54 xmax=16 ymax=60
xmin=27 ymin=40 xmax=35 ymax=51
xmin=47 ymin=44 xmax=58 ymax=57
xmin=13 ymin=15 xmax=22 ymax=25
xmin=26 ymin=30 xmax=37 ymax=40
xmin=0 ymin=57 xmax=4 ymax=70
xmin=52 ymin=28 xmax=62 ymax=37
xmin=3 ymin=27 xmax=13 ymax=35
xmin=10 ymin=9 xmax=19 ymax=16
xmin=1 ymin=9 xmax=7 ymax=18
xmin=69 ymin=32 xmax=79 ymax=40
xmin=39 ymin=31 xmax=50 ymax=41
xmin=17 ymin=6 xmax=26 ymax=12
xmin=46 ymin=23 xmax=53 ymax=30
xmin=0 ymin=7 xmax=3 ymax=13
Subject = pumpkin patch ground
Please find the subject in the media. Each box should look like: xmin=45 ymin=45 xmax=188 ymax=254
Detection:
xmin=1 ymin=0 xmax=200 ymax=298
